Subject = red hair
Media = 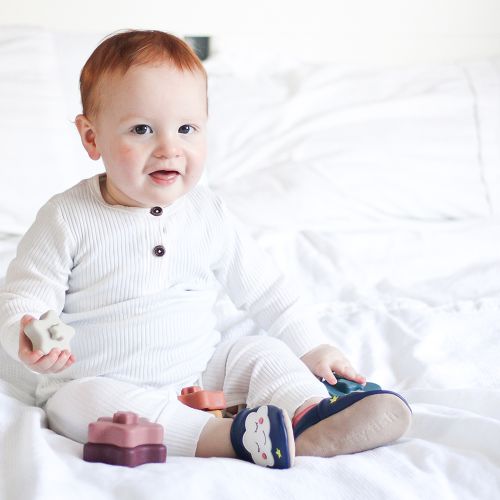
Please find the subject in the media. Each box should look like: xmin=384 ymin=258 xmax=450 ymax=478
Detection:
xmin=80 ymin=30 xmax=207 ymax=117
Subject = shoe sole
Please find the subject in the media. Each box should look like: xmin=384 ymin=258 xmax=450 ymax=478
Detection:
xmin=282 ymin=410 xmax=296 ymax=467
xmin=295 ymin=393 xmax=411 ymax=457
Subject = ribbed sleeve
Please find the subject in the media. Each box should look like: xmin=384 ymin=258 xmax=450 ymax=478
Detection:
xmin=211 ymin=198 xmax=329 ymax=357
xmin=0 ymin=201 xmax=74 ymax=359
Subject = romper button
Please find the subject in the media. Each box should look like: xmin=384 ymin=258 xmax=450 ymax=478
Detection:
xmin=150 ymin=206 xmax=163 ymax=216
xmin=153 ymin=245 xmax=165 ymax=257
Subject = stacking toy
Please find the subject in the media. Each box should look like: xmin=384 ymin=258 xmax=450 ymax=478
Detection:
xmin=83 ymin=411 xmax=166 ymax=467
xmin=24 ymin=310 xmax=75 ymax=354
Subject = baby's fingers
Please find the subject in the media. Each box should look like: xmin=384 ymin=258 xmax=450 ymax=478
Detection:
xmin=314 ymin=361 xmax=338 ymax=385
xmin=18 ymin=332 xmax=37 ymax=361
xmin=50 ymin=350 xmax=75 ymax=373
xmin=29 ymin=349 xmax=63 ymax=373
xmin=334 ymin=364 xmax=366 ymax=385
xmin=19 ymin=346 xmax=46 ymax=366
xmin=20 ymin=314 xmax=35 ymax=329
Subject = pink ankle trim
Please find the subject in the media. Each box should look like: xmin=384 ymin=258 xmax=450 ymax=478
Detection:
xmin=292 ymin=403 xmax=317 ymax=428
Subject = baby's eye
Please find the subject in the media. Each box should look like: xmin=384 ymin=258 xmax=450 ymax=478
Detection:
xmin=178 ymin=124 xmax=195 ymax=134
xmin=132 ymin=124 xmax=153 ymax=135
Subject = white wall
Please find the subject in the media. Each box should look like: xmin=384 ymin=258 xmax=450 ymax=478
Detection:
xmin=1 ymin=0 xmax=500 ymax=64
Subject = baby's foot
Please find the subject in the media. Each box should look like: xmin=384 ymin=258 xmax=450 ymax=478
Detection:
xmin=230 ymin=405 xmax=295 ymax=469
xmin=294 ymin=391 xmax=411 ymax=457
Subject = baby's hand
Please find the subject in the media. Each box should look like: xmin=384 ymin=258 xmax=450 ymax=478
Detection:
xmin=19 ymin=315 xmax=76 ymax=374
xmin=300 ymin=344 xmax=366 ymax=386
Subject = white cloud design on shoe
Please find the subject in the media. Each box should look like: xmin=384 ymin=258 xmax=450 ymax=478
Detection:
xmin=241 ymin=406 xmax=275 ymax=467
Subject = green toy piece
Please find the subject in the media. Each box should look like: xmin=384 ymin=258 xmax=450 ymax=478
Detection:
xmin=322 ymin=376 xmax=381 ymax=399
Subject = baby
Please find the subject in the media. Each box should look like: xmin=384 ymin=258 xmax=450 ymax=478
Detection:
xmin=0 ymin=30 xmax=411 ymax=467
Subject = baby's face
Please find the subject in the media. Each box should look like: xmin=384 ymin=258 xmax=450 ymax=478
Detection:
xmin=87 ymin=63 xmax=207 ymax=207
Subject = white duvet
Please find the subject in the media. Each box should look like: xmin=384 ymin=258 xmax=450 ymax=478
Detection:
xmin=0 ymin=27 xmax=499 ymax=500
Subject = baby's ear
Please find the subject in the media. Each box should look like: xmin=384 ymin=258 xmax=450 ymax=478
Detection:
xmin=75 ymin=114 xmax=101 ymax=161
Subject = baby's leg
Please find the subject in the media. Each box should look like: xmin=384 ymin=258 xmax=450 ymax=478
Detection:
xmin=45 ymin=376 xmax=232 ymax=458
xmin=196 ymin=417 xmax=236 ymax=458
xmin=203 ymin=335 xmax=411 ymax=457
xmin=202 ymin=335 xmax=329 ymax=417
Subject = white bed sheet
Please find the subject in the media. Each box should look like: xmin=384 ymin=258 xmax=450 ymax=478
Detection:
xmin=1 ymin=26 xmax=499 ymax=500
xmin=1 ymin=216 xmax=499 ymax=500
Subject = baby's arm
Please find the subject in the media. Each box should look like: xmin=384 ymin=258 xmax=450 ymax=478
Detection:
xmin=212 ymin=196 xmax=363 ymax=381
xmin=0 ymin=200 xmax=74 ymax=367
xmin=18 ymin=315 xmax=75 ymax=374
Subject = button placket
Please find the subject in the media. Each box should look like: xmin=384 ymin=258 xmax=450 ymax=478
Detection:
xmin=150 ymin=207 xmax=165 ymax=257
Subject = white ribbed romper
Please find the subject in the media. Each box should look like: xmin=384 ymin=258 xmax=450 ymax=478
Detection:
xmin=0 ymin=174 xmax=329 ymax=456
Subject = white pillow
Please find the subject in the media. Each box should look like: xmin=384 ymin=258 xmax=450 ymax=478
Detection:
xmin=0 ymin=27 xmax=101 ymax=235
xmin=205 ymin=54 xmax=494 ymax=228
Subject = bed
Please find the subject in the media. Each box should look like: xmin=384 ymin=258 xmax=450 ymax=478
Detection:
xmin=0 ymin=26 xmax=499 ymax=499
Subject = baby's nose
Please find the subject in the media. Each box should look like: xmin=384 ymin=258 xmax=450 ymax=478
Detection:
xmin=154 ymin=135 xmax=181 ymax=159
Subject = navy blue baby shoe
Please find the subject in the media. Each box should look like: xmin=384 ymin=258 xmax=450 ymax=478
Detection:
xmin=293 ymin=390 xmax=412 ymax=439
xmin=230 ymin=405 xmax=294 ymax=469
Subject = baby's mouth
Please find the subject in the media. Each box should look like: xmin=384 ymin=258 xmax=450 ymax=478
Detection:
xmin=149 ymin=170 xmax=180 ymax=182
xmin=149 ymin=170 xmax=179 ymax=179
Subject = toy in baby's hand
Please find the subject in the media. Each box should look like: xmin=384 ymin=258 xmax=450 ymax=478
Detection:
xmin=83 ymin=411 xmax=167 ymax=467
xmin=23 ymin=310 xmax=75 ymax=354
xmin=323 ymin=376 xmax=382 ymax=399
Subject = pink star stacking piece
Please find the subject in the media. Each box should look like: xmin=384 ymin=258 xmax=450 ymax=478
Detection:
xmin=83 ymin=411 xmax=167 ymax=467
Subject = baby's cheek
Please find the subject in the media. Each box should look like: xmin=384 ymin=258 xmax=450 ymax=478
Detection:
xmin=117 ymin=148 xmax=144 ymax=175
xmin=118 ymin=144 xmax=137 ymax=159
